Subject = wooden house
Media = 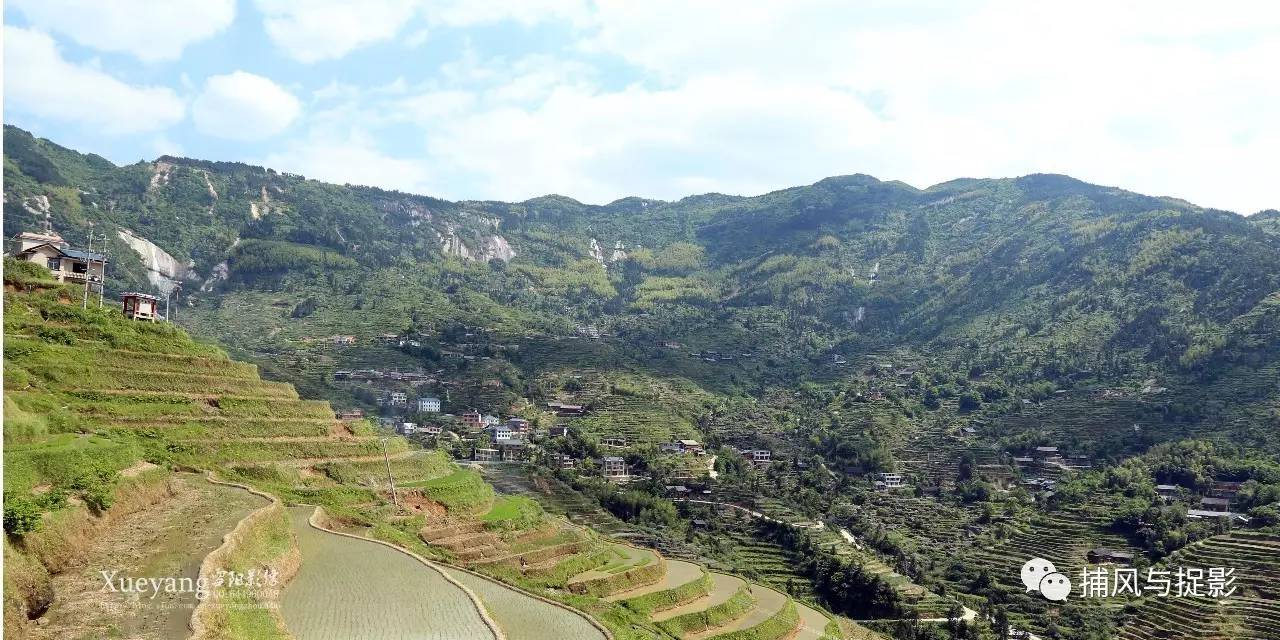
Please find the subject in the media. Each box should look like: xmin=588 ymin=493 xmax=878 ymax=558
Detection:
xmin=121 ymin=292 xmax=159 ymax=321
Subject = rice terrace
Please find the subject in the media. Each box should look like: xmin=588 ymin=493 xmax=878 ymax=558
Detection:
xmin=4 ymin=6 xmax=1280 ymax=639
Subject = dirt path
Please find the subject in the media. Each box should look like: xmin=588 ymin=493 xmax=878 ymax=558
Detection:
xmin=30 ymin=474 xmax=267 ymax=640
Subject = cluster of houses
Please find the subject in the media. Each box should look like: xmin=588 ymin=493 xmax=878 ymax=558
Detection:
xmin=335 ymin=369 xmax=435 ymax=383
xmin=472 ymin=416 xmax=536 ymax=463
xmin=9 ymin=229 xmax=169 ymax=323
xmin=1163 ymin=479 xmax=1250 ymax=523
xmin=1011 ymin=446 xmax=1093 ymax=471
xmin=375 ymin=392 xmax=443 ymax=411
xmin=688 ymin=350 xmax=741 ymax=363
xmin=660 ymin=439 xmax=705 ymax=455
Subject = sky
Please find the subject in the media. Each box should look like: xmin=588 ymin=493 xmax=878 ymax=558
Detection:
xmin=3 ymin=1 xmax=1278 ymax=214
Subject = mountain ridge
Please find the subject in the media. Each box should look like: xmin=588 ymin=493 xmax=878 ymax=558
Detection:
xmin=4 ymin=124 xmax=1278 ymax=459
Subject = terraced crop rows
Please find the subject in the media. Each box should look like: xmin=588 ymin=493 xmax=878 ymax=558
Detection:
xmin=954 ymin=501 xmax=1138 ymax=595
xmin=1121 ymin=532 xmax=1280 ymax=640
xmin=281 ymin=508 xmax=497 ymax=639
xmin=440 ymin=566 xmax=608 ymax=640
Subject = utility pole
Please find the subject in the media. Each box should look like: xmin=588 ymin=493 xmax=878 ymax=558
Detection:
xmin=381 ymin=436 xmax=400 ymax=511
xmin=82 ymin=228 xmax=95 ymax=309
xmin=98 ymin=244 xmax=110 ymax=308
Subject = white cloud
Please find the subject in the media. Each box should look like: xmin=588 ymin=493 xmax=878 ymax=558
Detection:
xmin=249 ymin=0 xmax=1278 ymax=212
xmin=254 ymin=0 xmax=422 ymax=63
xmin=422 ymin=75 xmax=886 ymax=203
xmin=192 ymin=72 xmax=301 ymax=140
xmin=563 ymin=0 xmax=1280 ymax=213
xmin=8 ymin=0 xmax=234 ymax=62
xmin=3 ymin=26 xmax=185 ymax=134
xmin=423 ymin=0 xmax=591 ymax=28
xmin=253 ymin=0 xmax=592 ymax=63
xmin=263 ymin=131 xmax=432 ymax=193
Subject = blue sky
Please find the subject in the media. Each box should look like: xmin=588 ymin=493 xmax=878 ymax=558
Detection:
xmin=4 ymin=1 xmax=1277 ymax=213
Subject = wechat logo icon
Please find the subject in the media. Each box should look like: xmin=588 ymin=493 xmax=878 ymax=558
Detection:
xmin=1020 ymin=557 xmax=1070 ymax=601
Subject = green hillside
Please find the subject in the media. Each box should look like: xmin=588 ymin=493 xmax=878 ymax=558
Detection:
xmin=1 ymin=264 xmax=426 ymax=638
xmin=5 ymin=126 xmax=1280 ymax=640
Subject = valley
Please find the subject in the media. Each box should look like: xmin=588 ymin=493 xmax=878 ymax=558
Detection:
xmin=3 ymin=126 xmax=1279 ymax=640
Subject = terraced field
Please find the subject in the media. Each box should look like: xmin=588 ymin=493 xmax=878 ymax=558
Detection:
xmin=567 ymin=543 xmax=662 ymax=595
xmin=282 ymin=506 xmax=497 ymax=640
xmin=439 ymin=566 xmax=608 ymax=640
xmin=1120 ymin=531 xmax=1280 ymax=640
xmin=956 ymin=501 xmax=1139 ymax=596
xmin=795 ymin=601 xmax=836 ymax=640
xmin=2 ymin=280 xmax=415 ymax=636
xmin=721 ymin=526 xmax=817 ymax=601
xmin=482 ymin=465 xmax=639 ymax=536
xmin=652 ymin=573 xmax=749 ymax=623
xmin=26 ymin=474 xmax=267 ymax=640
xmin=608 ymin=559 xmax=705 ymax=602
xmin=687 ymin=583 xmax=792 ymax=639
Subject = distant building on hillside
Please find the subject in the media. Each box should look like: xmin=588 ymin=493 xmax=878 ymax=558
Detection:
xmin=1155 ymin=484 xmax=1180 ymax=500
xmin=548 ymin=425 xmax=571 ymax=438
xmin=600 ymin=436 xmax=628 ymax=448
xmin=336 ymin=408 xmax=365 ymax=420
xmin=1209 ymin=480 xmax=1244 ymax=498
xmin=398 ymin=422 xmax=418 ymax=435
xmin=1088 ymin=548 xmax=1135 ymax=564
xmin=417 ymin=397 xmax=441 ymax=413
xmin=547 ymin=401 xmax=586 ymax=417
xmin=121 ymin=292 xmax=159 ymax=322
xmin=11 ymin=230 xmax=108 ymax=285
xmin=874 ymin=473 xmax=906 ymax=491
xmin=661 ymin=439 xmax=705 ymax=455
xmin=333 ymin=335 xmax=356 ymax=346
xmin=482 ymin=414 xmax=501 ymax=427
xmin=488 ymin=423 xmax=516 ymax=442
xmin=388 ymin=392 xmax=408 ymax=407
xmin=739 ymin=449 xmax=771 ymax=465
xmin=1033 ymin=446 xmax=1060 ymax=461
xmin=1200 ymin=497 xmax=1232 ymax=513
xmin=497 ymin=440 xmax=529 ymax=463
xmin=602 ymin=456 xmax=630 ymax=480
xmin=473 ymin=447 xmax=499 ymax=462
xmin=461 ymin=410 xmax=483 ymax=430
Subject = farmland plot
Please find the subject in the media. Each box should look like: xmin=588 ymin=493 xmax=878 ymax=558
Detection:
xmin=607 ymin=559 xmax=704 ymax=602
xmin=27 ymin=474 xmax=265 ymax=640
xmin=439 ymin=566 xmax=607 ymax=640
xmin=568 ymin=544 xmax=657 ymax=584
xmin=686 ymin=583 xmax=788 ymax=639
xmin=793 ymin=602 xmax=833 ymax=640
xmin=652 ymin=573 xmax=748 ymax=623
xmin=281 ymin=507 xmax=495 ymax=640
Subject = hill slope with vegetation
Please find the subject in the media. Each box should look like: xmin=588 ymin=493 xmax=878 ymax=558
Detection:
xmin=5 ymin=126 xmax=1280 ymax=640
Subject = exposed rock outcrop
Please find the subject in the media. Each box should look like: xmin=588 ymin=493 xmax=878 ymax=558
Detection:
xmin=116 ymin=228 xmax=190 ymax=294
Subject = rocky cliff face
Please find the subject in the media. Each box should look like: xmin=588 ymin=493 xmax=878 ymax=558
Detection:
xmin=438 ymin=224 xmax=516 ymax=262
xmin=116 ymin=228 xmax=190 ymax=294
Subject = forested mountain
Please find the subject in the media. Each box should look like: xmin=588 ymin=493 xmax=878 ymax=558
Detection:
xmin=5 ymin=124 xmax=1279 ymax=451
xmin=8 ymin=125 xmax=1280 ymax=640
